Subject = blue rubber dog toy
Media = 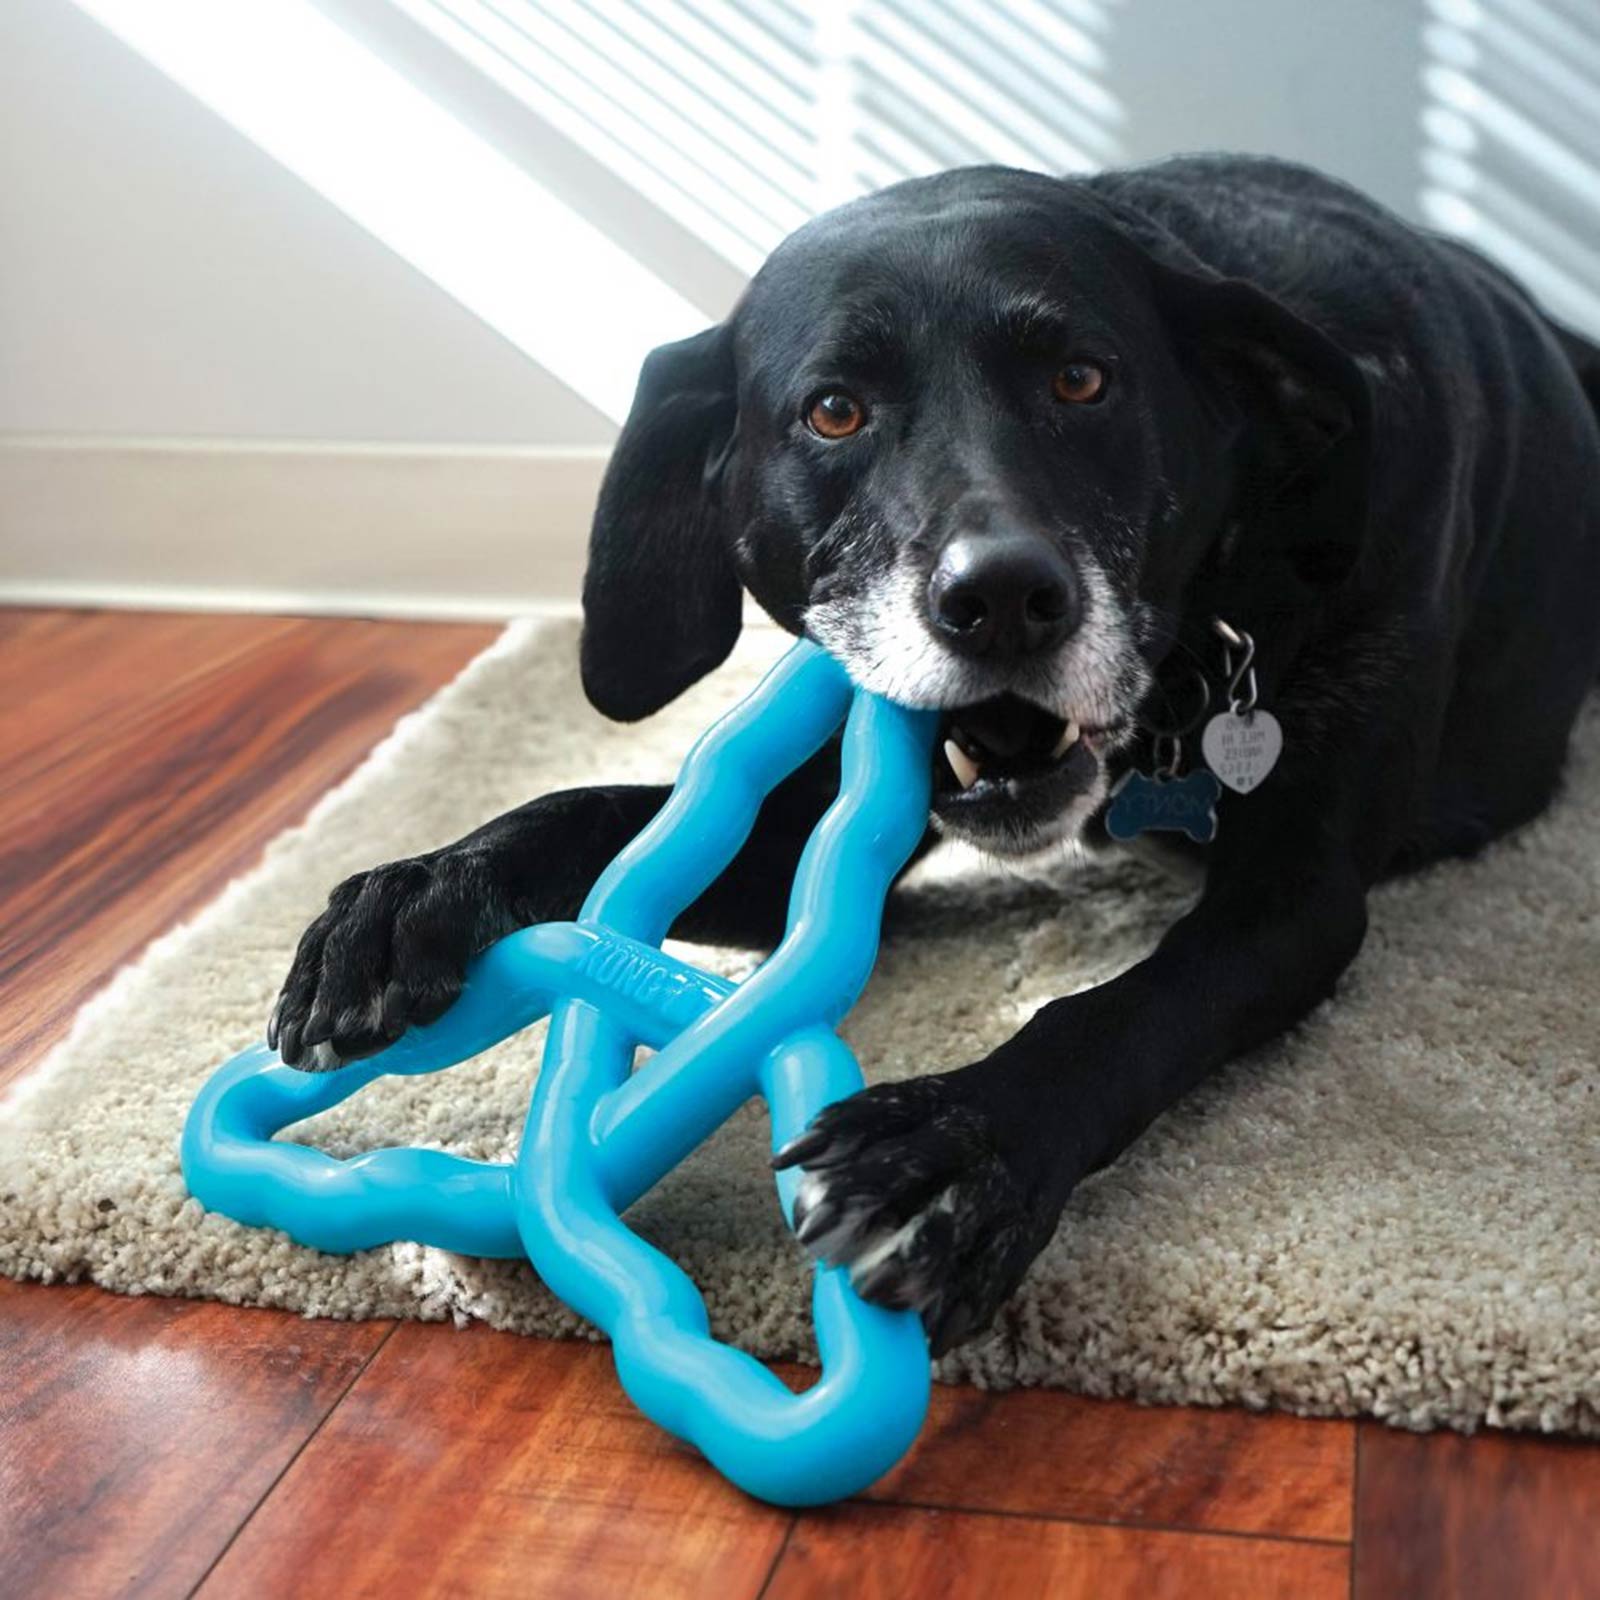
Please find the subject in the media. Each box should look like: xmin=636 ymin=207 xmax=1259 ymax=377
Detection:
xmin=182 ymin=640 xmax=939 ymax=1506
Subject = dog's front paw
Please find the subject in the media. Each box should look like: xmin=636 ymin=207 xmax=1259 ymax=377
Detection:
xmin=268 ymin=851 xmax=494 ymax=1071
xmin=773 ymin=1073 xmax=1058 ymax=1355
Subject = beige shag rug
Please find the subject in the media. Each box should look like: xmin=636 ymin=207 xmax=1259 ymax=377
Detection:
xmin=3 ymin=618 xmax=1597 ymax=1437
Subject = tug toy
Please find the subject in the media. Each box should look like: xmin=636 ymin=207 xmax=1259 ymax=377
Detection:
xmin=182 ymin=640 xmax=939 ymax=1506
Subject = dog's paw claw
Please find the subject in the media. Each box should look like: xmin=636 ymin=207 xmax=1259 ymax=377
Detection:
xmin=301 ymin=1039 xmax=348 ymax=1074
xmin=778 ymin=1075 xmax=1055 ymax=1354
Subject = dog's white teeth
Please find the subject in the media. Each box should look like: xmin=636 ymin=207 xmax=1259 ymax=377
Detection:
xmin=1052 ymin=718 xmax=1082 ymax=759
xmin=943 ymin=739 xmax=982 ymax=789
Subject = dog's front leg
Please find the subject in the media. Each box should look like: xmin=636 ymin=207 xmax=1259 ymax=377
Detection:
xmin=779 ymin=799 xmax=1369 ymax=1353
xmin=271 ymin=747 xmax=865 ymax=1068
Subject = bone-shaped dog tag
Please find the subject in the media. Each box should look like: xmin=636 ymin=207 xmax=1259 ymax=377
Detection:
xmin=1105 ymin=769 xmax=1221 ymax=843
xmin=1201 ymin=710 xmax=1283 ymax=794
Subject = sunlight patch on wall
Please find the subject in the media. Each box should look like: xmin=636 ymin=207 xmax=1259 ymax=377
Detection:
xmin=1419 ymin=0 xmax=1600 ymax=336
xmin=69 ymin=0 xmax=709 ymax=422
xmin=392 ymin=0 xmax=1127 ymax=273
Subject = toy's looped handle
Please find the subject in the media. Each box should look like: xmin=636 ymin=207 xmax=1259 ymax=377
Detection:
xmin=180 ymin=923 xmax=730 ymax=1257
xmin=517 ymin=654 xmax=937 ymax=1502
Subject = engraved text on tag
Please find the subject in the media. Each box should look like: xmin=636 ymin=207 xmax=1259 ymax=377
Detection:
xmin=1201 ymin=710 xmax=1283 ymax=793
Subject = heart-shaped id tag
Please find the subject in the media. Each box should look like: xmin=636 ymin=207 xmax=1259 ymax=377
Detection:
xmin=1201 ymin=709 xmax=1283 ymax=794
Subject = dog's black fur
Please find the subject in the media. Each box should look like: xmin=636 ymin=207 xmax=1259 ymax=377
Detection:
xmin=271 ymin=157 xmax=1600 ymax=1354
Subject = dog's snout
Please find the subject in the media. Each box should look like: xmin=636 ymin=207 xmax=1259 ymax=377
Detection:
xmin=927 ymin=533 xmax=1080 ymax=660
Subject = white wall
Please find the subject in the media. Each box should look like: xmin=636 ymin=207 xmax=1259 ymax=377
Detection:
xmin=1115 ymin=0 xmax=1423 ymax=218
xmin=0 ymin=0 xmax=614 ymax=445
xmin=0 ymin=0 xmax=1434 ymax=453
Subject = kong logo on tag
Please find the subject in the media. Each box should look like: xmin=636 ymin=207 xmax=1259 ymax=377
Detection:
xmin=1105 ymin=769 xmax=1221 ymax=844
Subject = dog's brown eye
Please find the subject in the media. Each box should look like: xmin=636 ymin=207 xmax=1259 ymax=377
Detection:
xmin=1052 ymin=361 xmax=1107 ymax=405
xmin=807 ymin=391 xmax=865 ymax=439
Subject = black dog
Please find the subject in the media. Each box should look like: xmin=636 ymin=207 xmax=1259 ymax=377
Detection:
xmin=270 ymin=157 xmax=1600 ymax=1355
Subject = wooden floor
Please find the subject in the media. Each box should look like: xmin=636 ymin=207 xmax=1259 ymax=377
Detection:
xmin=2 ymin=607 xmax=1597 ymax=1599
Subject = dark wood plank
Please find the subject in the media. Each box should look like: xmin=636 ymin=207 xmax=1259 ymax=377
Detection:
xmin=0 ymin=608 xmax=495 ymax=1087
xmin=866 ymin=1383 xmax=1354 ymax=1541
xmin=0 ymin=610 xmax=490 ymax=1597
xmin=0 ymin=608 xmax=298 ymax=797
xmin=1354 ymin=1421 xmax=1600 ymax=1599
xmin=196 ymin=1324 xmax=793 ymax=1600
xmin=0 ymin=1279 xmax=391 ymax=1600
xmin=765 ymin=1502 xmax=1348 ymax=1600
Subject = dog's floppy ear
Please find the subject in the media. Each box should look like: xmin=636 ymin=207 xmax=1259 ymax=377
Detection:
xmin=580 ymin=323 xmax=741 ymax=721
xmin=1155 ymin=266 xmax=1374 ymax=589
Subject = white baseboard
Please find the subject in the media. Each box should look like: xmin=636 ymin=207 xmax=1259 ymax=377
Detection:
xmin=0 ymin=436 xmax=610 ymax=619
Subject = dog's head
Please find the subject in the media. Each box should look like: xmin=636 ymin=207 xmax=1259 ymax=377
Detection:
xmin=582 ymin=166 xmax=1370 ymax=853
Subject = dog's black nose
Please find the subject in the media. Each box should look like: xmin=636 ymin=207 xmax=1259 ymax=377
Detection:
xmin=927 ymin=534 xmax=1079 ymax=660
